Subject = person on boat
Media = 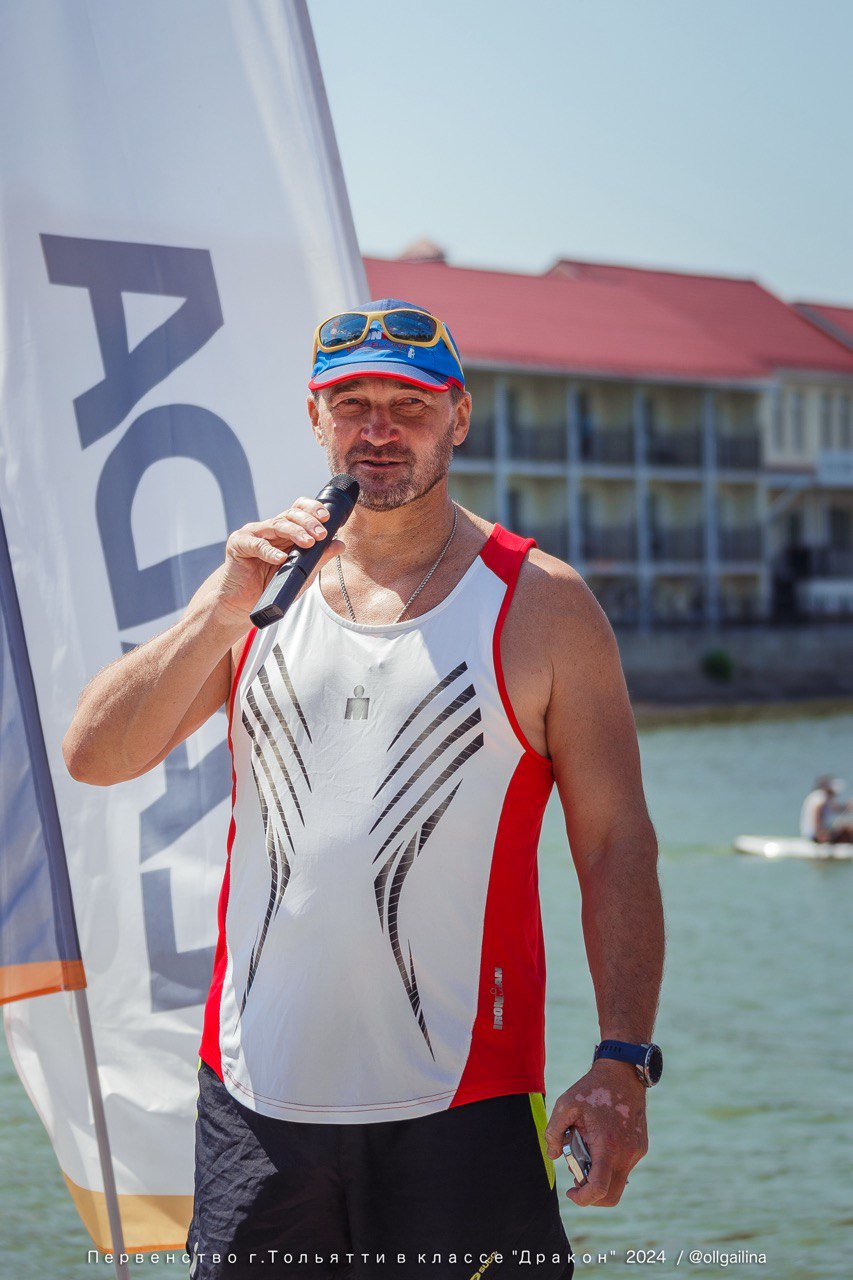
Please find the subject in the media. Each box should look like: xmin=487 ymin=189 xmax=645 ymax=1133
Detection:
xmin=800 ymin=776 xmax=853 ymax=844
xmin=62 ymin=300 xmax=665 ymax=1279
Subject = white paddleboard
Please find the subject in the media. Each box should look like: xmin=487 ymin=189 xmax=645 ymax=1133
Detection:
xmin=734 ymin=835 xmax=853 ymax=861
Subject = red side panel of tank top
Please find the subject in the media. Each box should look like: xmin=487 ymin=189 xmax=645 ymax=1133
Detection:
xmin=199 ymin=627 xmax=257 ymax=1080
xmin=452 ymin=526 xmax=554 ymax=1105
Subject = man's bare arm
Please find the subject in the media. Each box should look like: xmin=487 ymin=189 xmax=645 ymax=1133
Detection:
xmin=550 ymin=586 xmax=663 ymax=1046
xmin=62 ymin=499 xmax=343 ymax=786
xmin=535 ymin=563 xmax=664 ymax=1206
xmin=62 ymin=577 xmax=243 ymax=786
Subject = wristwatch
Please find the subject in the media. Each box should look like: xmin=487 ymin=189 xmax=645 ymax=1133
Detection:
xmin=593 ymin=1039 xmax=663 ymax=1087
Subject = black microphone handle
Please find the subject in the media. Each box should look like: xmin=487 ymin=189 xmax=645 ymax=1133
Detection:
xmin=249 ymin=475 xmax=359 ymax=629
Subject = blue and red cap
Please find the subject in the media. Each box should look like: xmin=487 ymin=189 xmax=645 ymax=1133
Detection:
xmin=309 ymin=298 xmax=465 ymax=392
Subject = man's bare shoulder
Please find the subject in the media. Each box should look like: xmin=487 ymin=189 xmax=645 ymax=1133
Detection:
xmin=459 ymin=511 xmax=617 ymax=667
xmin=500 ymin=545 xmax=623 ymax=725
xmin=516 ymin=546 xmax=612 ymax=639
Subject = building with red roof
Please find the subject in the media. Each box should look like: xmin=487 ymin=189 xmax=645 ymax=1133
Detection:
xmin=548 ymin=260 xmax=853 ymax=377
xmin=366 ymin=255 xmax=766 ymax=384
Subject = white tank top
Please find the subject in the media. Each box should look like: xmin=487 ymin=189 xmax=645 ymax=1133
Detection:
xmin=200 ymin=524 xmax=555 ymax=1123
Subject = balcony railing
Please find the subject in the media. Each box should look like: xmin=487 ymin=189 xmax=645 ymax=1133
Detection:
xmin=650 ymin=590 xmax=705 ymax=626
xmin=650 ymin=525 xmax=704 ymax=561
xmin=720 ymin=594 xmax=763 ymax=622
xmin=716 ymin=430 xmax=761 ymax=469
xmin=647 ymin=428 xmax=703 ymax=468
xmin=458 ymin=419 xmax=762 ymax=472
xmin=583 ymin=524 xmax=638 ymax=560
xmin=524 ymin=522 xmax=570 ymax=559
xmin=587 ymin=425 xmax=759 ymax=468
xmin=718 ymin=524 xmax=762 ymax=560
xmin=507 ymin=422 xmax=567 ymax=462
xmin=457 ymin=417 xmax=494 ymax=460
xmin=580 ymin=426 xmax=635 ymax=465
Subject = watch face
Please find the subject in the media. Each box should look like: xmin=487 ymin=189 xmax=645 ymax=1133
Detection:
xmin=645 ymin=1044 xmax=664 ymax=1085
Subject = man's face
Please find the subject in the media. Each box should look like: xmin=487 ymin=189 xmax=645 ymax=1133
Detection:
xmin=308 ymin=378 xmax=470 ymax=512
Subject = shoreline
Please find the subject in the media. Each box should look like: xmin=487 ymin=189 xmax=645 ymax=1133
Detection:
xmin=631 ymin=695 xmax=853 ymax=730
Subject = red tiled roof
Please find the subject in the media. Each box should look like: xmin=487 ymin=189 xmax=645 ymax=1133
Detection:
xmin=364 ymin=257 xmax=765 ymax=382
xmin=793 ymin=302 xmax=853 ymax=351
xmin=549 ymin=260 xmax=853 ymax=375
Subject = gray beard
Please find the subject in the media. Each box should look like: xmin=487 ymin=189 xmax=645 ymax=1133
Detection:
xmin=328 ymin=424 xmax=455 ymax=512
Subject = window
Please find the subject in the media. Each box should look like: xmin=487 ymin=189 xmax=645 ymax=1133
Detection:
xmin=786 ymin=511 xmax=802 ymax=548
xmin=577 ymin=389 xmax=592 ymax=433
xmin=576 ymin=389 xmax=593 ymax=456
xmin=790 ymin=390 xmax=805 ymax=454
xmin=820 ymin=392 xmax=833 ymax=449
xmin=505 ymin=387 xmax=519 ymax=430
xmin=579 ymin=488 xmax=592 ymax=534
xmin=771 ymin=390 xmax=785 ymax=450
xmin=772 ymin=390 xmax=785 ymax=451
xmin=841 ymin=395 xmax=852 ymax=450
xmin=829 ymin=508 xmax=852 ymax=551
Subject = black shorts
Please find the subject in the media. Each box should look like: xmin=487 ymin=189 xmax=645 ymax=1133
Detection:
xmin=187 ymin=1061 xmax=573 ymax=1280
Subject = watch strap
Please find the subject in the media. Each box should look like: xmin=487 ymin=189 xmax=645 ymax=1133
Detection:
xmin=594 ymin=1038 xmax=663 ymax=1087
xmin=594 ymin=1039 xmax=649 ymax=1067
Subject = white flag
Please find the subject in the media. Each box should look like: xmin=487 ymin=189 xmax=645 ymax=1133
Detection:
xmin=0 ymin=0 xmax=365 ymax=1251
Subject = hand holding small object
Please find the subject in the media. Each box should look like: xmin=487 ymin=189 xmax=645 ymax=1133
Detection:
xmin=562 ymin=1126 xmax=592 ymax=1187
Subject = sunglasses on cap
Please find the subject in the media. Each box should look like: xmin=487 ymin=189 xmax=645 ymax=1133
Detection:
xmin=312 ymin=308 xmax=462 ymax=365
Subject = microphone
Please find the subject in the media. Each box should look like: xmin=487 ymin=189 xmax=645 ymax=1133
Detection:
xmin=249 ymin=473 xmax=360 ymax=629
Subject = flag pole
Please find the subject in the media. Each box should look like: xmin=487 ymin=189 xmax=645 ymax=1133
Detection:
xmin=74 ymin=988 xmax=131 ymax=1280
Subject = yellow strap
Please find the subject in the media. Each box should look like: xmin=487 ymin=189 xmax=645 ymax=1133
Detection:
xmin=528 ymin=1093 xmax=556 ymax=1189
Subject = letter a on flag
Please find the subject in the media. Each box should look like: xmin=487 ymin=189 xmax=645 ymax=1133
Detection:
xmin=0 ymin=0 xmax=365 ymax=1265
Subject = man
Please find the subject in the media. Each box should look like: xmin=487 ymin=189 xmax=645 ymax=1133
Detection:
xmin=800 ymin=776 xmax=853 ymax=844
xmin=63 ymin=299 xmax=664 ymax=1279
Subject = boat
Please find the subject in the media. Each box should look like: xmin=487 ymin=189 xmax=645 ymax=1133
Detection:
xmin=733 ymin=835 xmax=853 ymax=861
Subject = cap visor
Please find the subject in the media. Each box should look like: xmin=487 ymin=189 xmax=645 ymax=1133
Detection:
xmin=309 ymin=361 xmax=455 ymax=392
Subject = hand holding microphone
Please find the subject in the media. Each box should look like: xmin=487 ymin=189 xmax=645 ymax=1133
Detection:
xmin=250 ymin=474 xmax=359 ymax=627
xmin=211 ymin=474 xmax=359 ymax=632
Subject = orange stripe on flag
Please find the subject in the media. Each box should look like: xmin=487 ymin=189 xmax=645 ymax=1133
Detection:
xmin=0 ymin=959 xmax=86 ymax=1006
xmin=63 ymin=1174 xmax=193 ymax=1253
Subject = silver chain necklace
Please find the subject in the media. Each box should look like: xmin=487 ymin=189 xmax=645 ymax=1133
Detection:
xmin=332 ymin=503 xmax=459 ymax=625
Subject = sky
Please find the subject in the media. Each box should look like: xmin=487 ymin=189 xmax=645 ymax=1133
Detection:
xmin=308 ymin=0 xmax=853 ymax=306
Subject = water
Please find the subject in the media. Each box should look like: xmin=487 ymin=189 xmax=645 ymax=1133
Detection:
xmin=2 ymin=709 xmax=852 ymax=1279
